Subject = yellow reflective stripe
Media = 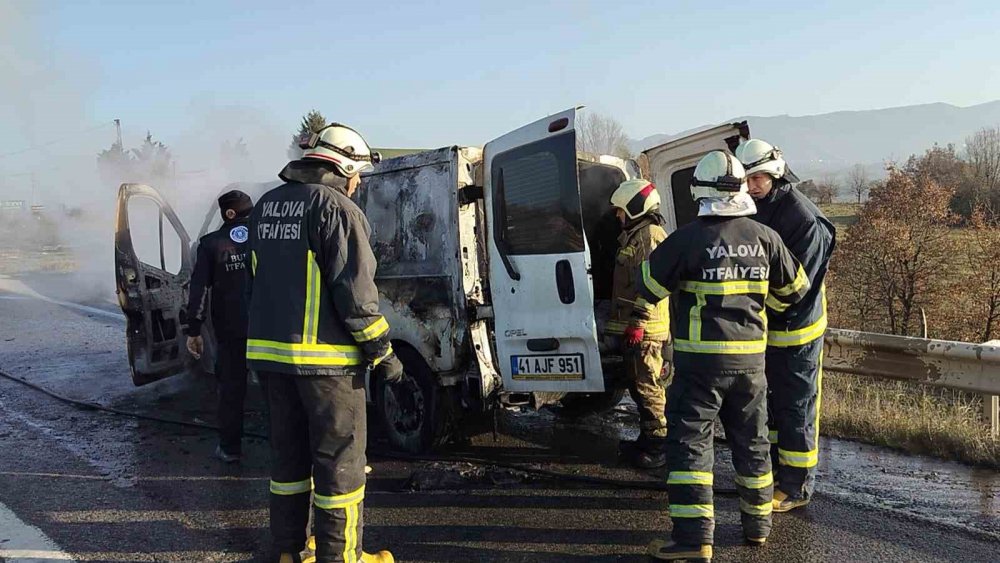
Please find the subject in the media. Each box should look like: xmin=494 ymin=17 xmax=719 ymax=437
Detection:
xmin=619 ymin=247 xmax=635 ymax=257
xmin=735 ymin=472 xmax=774 ymax=490
xmin=674 ymin=339 xmax=767 ymax=354
xmin=688 ymin=293 xmax=706 ymax=343
xmin=778 ymin=447 xmax=819 ymax=468
xmin=642 ymin=261 xmax=670 ymax=300
xmin=342 ymin=502 xmax=359 ymax=563
xmin=351 ymin=316 xmax=390 ymax=342
xmin=765 ymin=294 xmax=791 ymax=313
xmin=270 ymin=478 xmax=313 ymax=495
xmin=669 ymin=504 xmax=714 ymax=518
xmin=315 ymin=484 xmax=365 ymax=510
xmin=773 ymin=264 xmax=808 ymax=297
xmin=768 ymin=314 xmax=827 ymax=347
xmin=768 ymin=430 xmax=779 ymax=444
xmin=667 ymin=471 xmax=714 ymax=486
xmin=372 ymin=345 xmax=394 ymax=367
xmin=251 ymin=250 xmax=257 ymax=275
xmin=302 ymin=251 xmax=321 ymax=345
xmin=740 ymin=499 xmax=773 ymax=516
xmin=247 ymin=339 xmax=363 ymax=366
xmin=678 ymin=280 xmax=769 ymax=295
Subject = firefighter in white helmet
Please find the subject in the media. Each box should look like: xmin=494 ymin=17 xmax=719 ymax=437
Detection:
xmin=736 ymin=139 xmax=836 ymax=513
xmin=637 ymin=151 xmax=809 ymax=560
xmin=248 ymin=122 xmax=398 ymax=563
xmin=607 ymin=179 xmax=672 ymax=469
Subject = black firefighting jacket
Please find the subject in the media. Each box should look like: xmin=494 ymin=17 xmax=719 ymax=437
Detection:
xmin=633 ymin=215 xmax=810 ymax=373
xmin=246 ymin=160 xmax=392 ymax=376
xmin=752 ymin=181 xmax=836 ymax=347
xmin=184 ymin=215 xmax=250 ymax=342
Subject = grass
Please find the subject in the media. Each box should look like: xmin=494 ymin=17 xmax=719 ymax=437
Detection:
xmin=821 ymin=373 xmax=1000 ymax=468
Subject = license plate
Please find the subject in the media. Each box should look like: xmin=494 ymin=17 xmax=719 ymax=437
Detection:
xmin=511 ymin=354 xmax=585 ymax=380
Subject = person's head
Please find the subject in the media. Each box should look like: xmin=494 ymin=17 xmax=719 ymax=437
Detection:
xmin=690 ymin=151 xmax=747 ymax=202
xmin=610 ymin=179 xmax=660 ymax=227
xmin=218 ymin=190 xmax=252 ymax=222
xmin=298 ymin=122 xmax=381 ymax=196
xmin=735 ymin=139 xmax=786 ymax=200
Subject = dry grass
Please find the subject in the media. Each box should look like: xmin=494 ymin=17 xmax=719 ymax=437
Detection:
xmin=822 ymin=372 xmax=1000 ymax=468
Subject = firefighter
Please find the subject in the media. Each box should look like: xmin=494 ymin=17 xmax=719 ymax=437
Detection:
xmin=606 ymin=178 xmax=672 ymax=469
xmin=638 ymin=151 xmax=810 ymax=561
xmin=184 ymin=189 xmax=253 ymax=463
xmin=247 ymin=123 xmax=399 ymax=563
xmin=736 ymin=139 xmax=836 ymax=512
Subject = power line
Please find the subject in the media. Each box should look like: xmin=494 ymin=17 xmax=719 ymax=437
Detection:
xmin=0 ymin=121 xmax=117 ymax=160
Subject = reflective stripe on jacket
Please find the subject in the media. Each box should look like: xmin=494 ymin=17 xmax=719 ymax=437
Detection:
xmin=246 ymin=160 xmax=391 ymax=376
xmin=752 ymin=183 xmax=836 ymax=347
xmin=607 ymin=215 xmax=670 ymax=340
xmin=633 ymin=216 xmax=809 ymax=373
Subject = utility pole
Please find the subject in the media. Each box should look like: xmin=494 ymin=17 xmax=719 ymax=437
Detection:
xmin=114 ymin=119 xmax=123 ymax=148
xmin=30 ymin=172 xmax=37 ymax=206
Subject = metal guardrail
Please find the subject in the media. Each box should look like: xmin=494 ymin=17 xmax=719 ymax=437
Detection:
xmin=824 ymin=328 xmax=1000 ymax=436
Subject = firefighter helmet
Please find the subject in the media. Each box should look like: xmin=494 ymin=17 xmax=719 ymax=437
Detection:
xmin=690 ymin=151 xmax=747 ymax=201
xmin=735 ymin=139 xmax=786 ymax=178
xmin=299 ymin=123 xmax=382 ymax=177
xmin=610 ymin=179 xmax=661 ymax=221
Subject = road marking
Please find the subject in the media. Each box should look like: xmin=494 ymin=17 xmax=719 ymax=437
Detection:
xmin=0 ymin=295 xmax=124 ymax=321
xmin=0 ymin=500 xmax=74 ymax=562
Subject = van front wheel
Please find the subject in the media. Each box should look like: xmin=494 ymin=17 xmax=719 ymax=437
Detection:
xmin=374 ymin=345 xmax=447 ymax=453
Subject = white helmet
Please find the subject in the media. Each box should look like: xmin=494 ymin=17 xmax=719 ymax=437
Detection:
xmin=299 ymin=123 xmax=381 ymax=177
xmin=735 ymin=139 xmax=786 ymax=178
xmin=690 ymin=151 xmax=747 ymax=201
xmin=610 ymin=179 xmax=661 ymax=221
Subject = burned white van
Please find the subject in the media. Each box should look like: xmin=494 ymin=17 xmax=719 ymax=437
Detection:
xmin=114 ymin=108 xmax=748 ymax=451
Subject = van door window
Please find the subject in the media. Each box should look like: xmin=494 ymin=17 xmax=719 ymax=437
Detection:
xmin=671 ymin=166 xmax=699 ymax=228
xmin=493 ymin=133 xmax=584 ymax=255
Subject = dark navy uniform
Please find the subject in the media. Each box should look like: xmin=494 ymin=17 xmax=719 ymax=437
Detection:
xmin=635 ymin=215 xmax=809 ymax=546
xmin=752 ymin=180 xmax=835 ymax=501
xmin=185 ymin=191 xmax=251 ymax=457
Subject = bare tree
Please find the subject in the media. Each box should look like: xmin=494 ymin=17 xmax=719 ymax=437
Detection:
xmin=577 ymin=112 xmax=632 ymax=160
xmin=968 ymin=204 xmax=1000 ymax=341
xmin=848 ymin=164 xmax=869 ymax=206
xmin=965 ymin=125 xmax=1000 ymax=207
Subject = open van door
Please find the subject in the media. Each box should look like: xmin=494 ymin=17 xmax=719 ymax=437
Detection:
xmin=483 ymin=108 xmax=604 ymax=393
xmin=642 ymin=122 xmax=750 ymax=232
xmin=115 ymin=183 xmax=193 ymax=386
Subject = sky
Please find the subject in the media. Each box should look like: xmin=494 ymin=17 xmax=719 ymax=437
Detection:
xmin=1 ymin=0 xmax=999 ymax=196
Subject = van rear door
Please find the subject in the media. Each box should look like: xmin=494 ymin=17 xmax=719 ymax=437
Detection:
xmin=114 ymin=183 xmax=193 ymax=386
xmin=483 ymin=108 xmax=604 ymax=393
xmin=642 ymin=122 xmax=749 ymax=232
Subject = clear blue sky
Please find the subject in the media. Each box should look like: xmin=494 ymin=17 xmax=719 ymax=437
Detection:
xmin=2 ymin=0 xmax=1000 ymax=162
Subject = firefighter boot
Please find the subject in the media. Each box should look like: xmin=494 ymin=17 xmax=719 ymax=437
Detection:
xmin=634 ymin=436 xmax=667 ymax=469
xmin=361 ymin=551 xmax=395 ymax=563
xmin=299 ymin=535 xmax=315 ymax=563
xmin=647 ymin=539 xmax=712 ymax=562
xmin=772 ymin=489 xmax=809 ymax=513
xmin=276 ymin=554 xmax=301 ymax=563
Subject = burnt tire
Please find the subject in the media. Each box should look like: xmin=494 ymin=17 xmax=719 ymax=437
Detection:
xmin=555 ymin=387 xmax=627 ymax=419
xmin=374 ymin=344 xmax=447 ymax=453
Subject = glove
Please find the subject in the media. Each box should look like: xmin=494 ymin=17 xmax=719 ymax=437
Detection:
xmin=373 ymin=352 xmax=404 ymax=384
xmin=186 ymin=335 xmax=204 ymax=359
xmin=623 ymin=326 xmax=644 ymax=348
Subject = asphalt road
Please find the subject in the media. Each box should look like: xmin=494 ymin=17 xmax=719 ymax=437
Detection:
xmin=1 ymin=272 xmax=999 ymax=562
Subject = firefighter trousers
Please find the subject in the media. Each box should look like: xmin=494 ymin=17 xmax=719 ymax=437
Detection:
xmin=263 ymin=371 xmax=367 ymax=563
xmin=766 ymin=338 xmax=823 ymax=499
xmin=624 ymin=340 xmax=671 ymax=442
xmin=666 ymin=368 xmax=772 ymax=545
xmin=215 ymin=338 xmax=248 ymax=455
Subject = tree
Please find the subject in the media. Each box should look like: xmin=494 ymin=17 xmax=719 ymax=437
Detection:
xmin=797 ymin=179 xmax=837 ymax=204
xmin=967 ymin=205 xmax=1000 ymax=341
xmin=131 ymin=132 xmax=174 ymax=181
xmin=577 ymin=112 xmax=632 ymax=160
xmin=848 ymin=164 xmax=869 ymax=206
xmin=97 ymin=140 xmax=134 ymax=186
xmin=288 ymin=110 xmax=328 ymax=160
xmin=831 ymin=167 xmax=958 ymax=336
xmin=965 ymin=126 xmax=1000 ymax=211
xmin=903 ymin=143 xmax=975 ymax=219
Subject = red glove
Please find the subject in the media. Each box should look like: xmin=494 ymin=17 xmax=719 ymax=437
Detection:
xmin=623 ymin=326 xmax=645 ymax=347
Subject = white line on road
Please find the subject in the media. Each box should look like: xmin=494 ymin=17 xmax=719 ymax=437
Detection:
xmin=0 ymin=500 xmax=74 ymax=562
xmin=0 ymin=295 xmax=124 ymax=321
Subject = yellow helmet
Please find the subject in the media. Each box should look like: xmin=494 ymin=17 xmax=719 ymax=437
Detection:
xmin=610 ymin=179 xmax=661 ymax=220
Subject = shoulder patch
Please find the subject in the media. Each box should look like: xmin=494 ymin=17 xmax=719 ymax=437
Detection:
xmin=230 ymin=225 xmax=249 ymax=243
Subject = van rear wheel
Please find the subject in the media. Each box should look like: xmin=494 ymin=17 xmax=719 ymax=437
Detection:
xmin=374 ymin=345 xmax=448 ymax=453
xmin=555 ymin=387 xmax=627 ymax=419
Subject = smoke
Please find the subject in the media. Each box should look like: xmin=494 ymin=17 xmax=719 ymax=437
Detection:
xmin=0 ymin=2 xmax=289 ymax=305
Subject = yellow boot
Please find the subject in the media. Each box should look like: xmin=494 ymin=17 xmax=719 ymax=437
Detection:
xmin=647 ymin=539 xmax=712 ymax=562
xmin=361 ymin=550 xmax=395 ymax=563
xmin=772 ymin=489 xmax=810 ymax=513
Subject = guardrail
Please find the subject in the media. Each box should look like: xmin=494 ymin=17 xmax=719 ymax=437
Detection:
xmin=824 ymin=328 xmax=1000 ymax=437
